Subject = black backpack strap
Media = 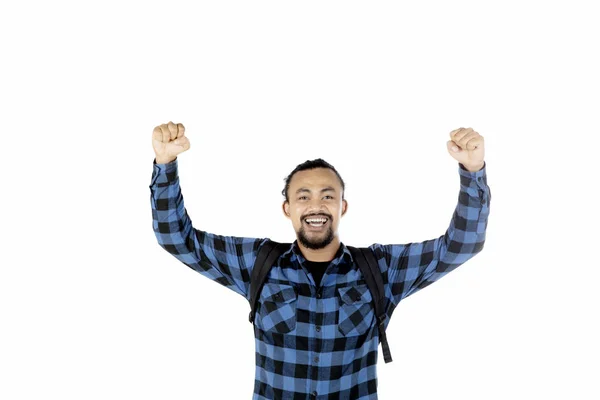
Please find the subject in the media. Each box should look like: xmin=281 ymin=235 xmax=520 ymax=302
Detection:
xmin=347 ymin=246 xmax=393 ymax=363
xmin=248 ymin=239 xmax=290 ymax=324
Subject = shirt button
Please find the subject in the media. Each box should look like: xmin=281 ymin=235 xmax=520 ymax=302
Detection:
xmin=316 ymin=325 xmax=321 ymax=332
xmin=355 ymin=295 xmax=361 ymax=301
xmin=310 ymin=391 xmax=317 ymax=398
xmin=477 ymin=177 xmax=482 ymax=182
xmin=316 ymin=291 xmax=322 ymax=299
xmin=314 ymin=356 xmax=319 ymax=363
xmin=481 ymin=198 xmax=486 ymax=205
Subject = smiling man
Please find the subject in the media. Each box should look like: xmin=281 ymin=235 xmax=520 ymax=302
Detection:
xmin=284 ymin=164 xmax=346 ymax=257
xmin=149 ymin=122 xmax=492 ymax=399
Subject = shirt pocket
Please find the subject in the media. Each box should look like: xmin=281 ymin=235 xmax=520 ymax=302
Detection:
xmin=256 ymin=283 xmax=298 ymax=334
xmin=337 ymin=284 xmax=374 ymax=336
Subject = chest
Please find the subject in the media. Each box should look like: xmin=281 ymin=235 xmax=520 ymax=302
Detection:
xmin=254 ymin=264 xmax=376 ymax=337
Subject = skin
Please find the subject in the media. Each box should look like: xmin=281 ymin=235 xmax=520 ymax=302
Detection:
xmin=282 ymin=168 xmax=348 ymax=262
xmin=446 ymin=127 xmax=485 ymax=171
xmin=153 ymin=121 xmax=188 ymax=164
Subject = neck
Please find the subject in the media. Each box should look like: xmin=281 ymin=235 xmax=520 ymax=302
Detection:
xmin=297 ymin=237 xmax=341 ymax=262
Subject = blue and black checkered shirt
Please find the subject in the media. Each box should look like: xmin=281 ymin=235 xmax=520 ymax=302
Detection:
xmin=149 ymin=158 xmax=491 ymax=399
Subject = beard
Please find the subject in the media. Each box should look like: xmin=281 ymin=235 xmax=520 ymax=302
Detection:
xmin=297 ymin=222 xmax=335 ymax=250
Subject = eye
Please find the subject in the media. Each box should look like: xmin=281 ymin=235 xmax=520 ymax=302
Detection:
xmin=298 ymin=196 xmax=308 ymax=200
xmin=324 ymin=195 xmax=334 ymax=199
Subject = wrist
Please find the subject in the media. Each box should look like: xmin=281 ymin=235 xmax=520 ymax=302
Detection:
xmin=155 ymin=156 xmax=176 ymax=164
xmin=462 ymin=161 xmax=484 ymax=172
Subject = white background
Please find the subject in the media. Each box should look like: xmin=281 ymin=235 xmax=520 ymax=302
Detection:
xmin=1 ymin=1 xmax=599 ymax=399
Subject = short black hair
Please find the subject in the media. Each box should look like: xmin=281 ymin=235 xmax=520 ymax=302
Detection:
xmin=282 ymin=158 xmax=345 ymax=202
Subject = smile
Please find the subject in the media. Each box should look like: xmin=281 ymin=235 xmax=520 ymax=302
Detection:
xmin=303 ymin=217 xmax=329 ymax=229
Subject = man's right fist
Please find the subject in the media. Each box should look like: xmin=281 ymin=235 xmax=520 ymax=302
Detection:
xmin=152 ymin=121 xmax=190 ymax=164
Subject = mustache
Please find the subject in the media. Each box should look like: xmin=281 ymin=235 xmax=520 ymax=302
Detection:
xmin=302 ymin=213 xmax=332 ymax=219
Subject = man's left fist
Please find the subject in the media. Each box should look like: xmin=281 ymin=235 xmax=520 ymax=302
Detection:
xmin=447 ymin=127 xmax=485 ymax=171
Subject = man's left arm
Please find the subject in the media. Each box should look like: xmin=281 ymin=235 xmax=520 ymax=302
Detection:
xmin=371 ymin=128 xmax=491 ymax=306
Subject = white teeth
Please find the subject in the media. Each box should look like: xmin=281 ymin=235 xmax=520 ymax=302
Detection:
xmin=305 ymin=217 xmax=327 ymax=223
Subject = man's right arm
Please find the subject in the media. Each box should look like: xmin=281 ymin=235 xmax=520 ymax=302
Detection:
xmin=149 ymin=157 xmax=268 ymax=300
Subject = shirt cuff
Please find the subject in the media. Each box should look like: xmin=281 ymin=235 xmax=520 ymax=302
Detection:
xmin=149 ymin=157 xmax=178 ymax=187
xmin=458 ymin=161 xmax=488 ymax=192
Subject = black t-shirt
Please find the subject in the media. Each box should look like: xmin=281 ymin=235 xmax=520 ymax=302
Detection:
xmin=304 ymin=260 xmax=330 ymax=288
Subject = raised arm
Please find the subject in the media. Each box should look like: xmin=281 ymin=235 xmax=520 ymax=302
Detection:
xmin=372 ymin=128 xmax=491 ymax=306
xmin=149 ymin=122 xmax=267 ymax=300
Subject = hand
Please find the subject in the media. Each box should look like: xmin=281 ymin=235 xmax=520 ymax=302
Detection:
xmin=446 ymin=127 xmax=485 ymax=171
xmin=152 ymin=121 xmax=190 ymax=163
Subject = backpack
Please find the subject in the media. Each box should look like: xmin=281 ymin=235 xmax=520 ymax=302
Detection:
xmin=248 ymin=239 xmax=393 ymax=363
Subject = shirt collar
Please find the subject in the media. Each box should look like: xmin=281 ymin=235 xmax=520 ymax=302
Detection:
xmin=284 ymin=239 xmax=354 ymax=267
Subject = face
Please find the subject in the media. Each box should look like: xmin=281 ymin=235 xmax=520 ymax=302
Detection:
xmin=283 ymin=168 xmax=348 ymax=250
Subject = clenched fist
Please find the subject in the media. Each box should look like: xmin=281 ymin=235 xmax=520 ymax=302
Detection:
xmin=152 ymin=121 xmax=190 ymax=164
xmin=446 ymin=127 xmax=485 ymax=172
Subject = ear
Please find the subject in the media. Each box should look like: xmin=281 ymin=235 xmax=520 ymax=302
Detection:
xmin=341 ymin=199 xmax=348 ymax=216
xmin=282 ymin=201 xmax=291 ymax=218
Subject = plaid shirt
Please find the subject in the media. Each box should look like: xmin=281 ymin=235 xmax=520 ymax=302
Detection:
xmin=149 ymin=157 xmax=491 ymax=400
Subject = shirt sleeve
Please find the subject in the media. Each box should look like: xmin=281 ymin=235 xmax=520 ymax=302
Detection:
xmin=149 ymin=157 xmax=268 ymax=300
xmin=371 ymin=161 xmax=491 ymax=307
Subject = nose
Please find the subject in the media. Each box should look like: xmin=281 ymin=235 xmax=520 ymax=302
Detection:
xmin=308 ymin=197 xmax=323 ymax=206
xmin=307 ymin=201 xmax=328 ymax=215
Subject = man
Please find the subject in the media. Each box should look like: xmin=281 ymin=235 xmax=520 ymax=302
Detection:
xmin=149 ymin=122 xmax=491 ymax=399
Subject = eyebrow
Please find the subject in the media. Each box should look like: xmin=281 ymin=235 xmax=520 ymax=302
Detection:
xmin=295 ymin=187 xmax=336 ymax=195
